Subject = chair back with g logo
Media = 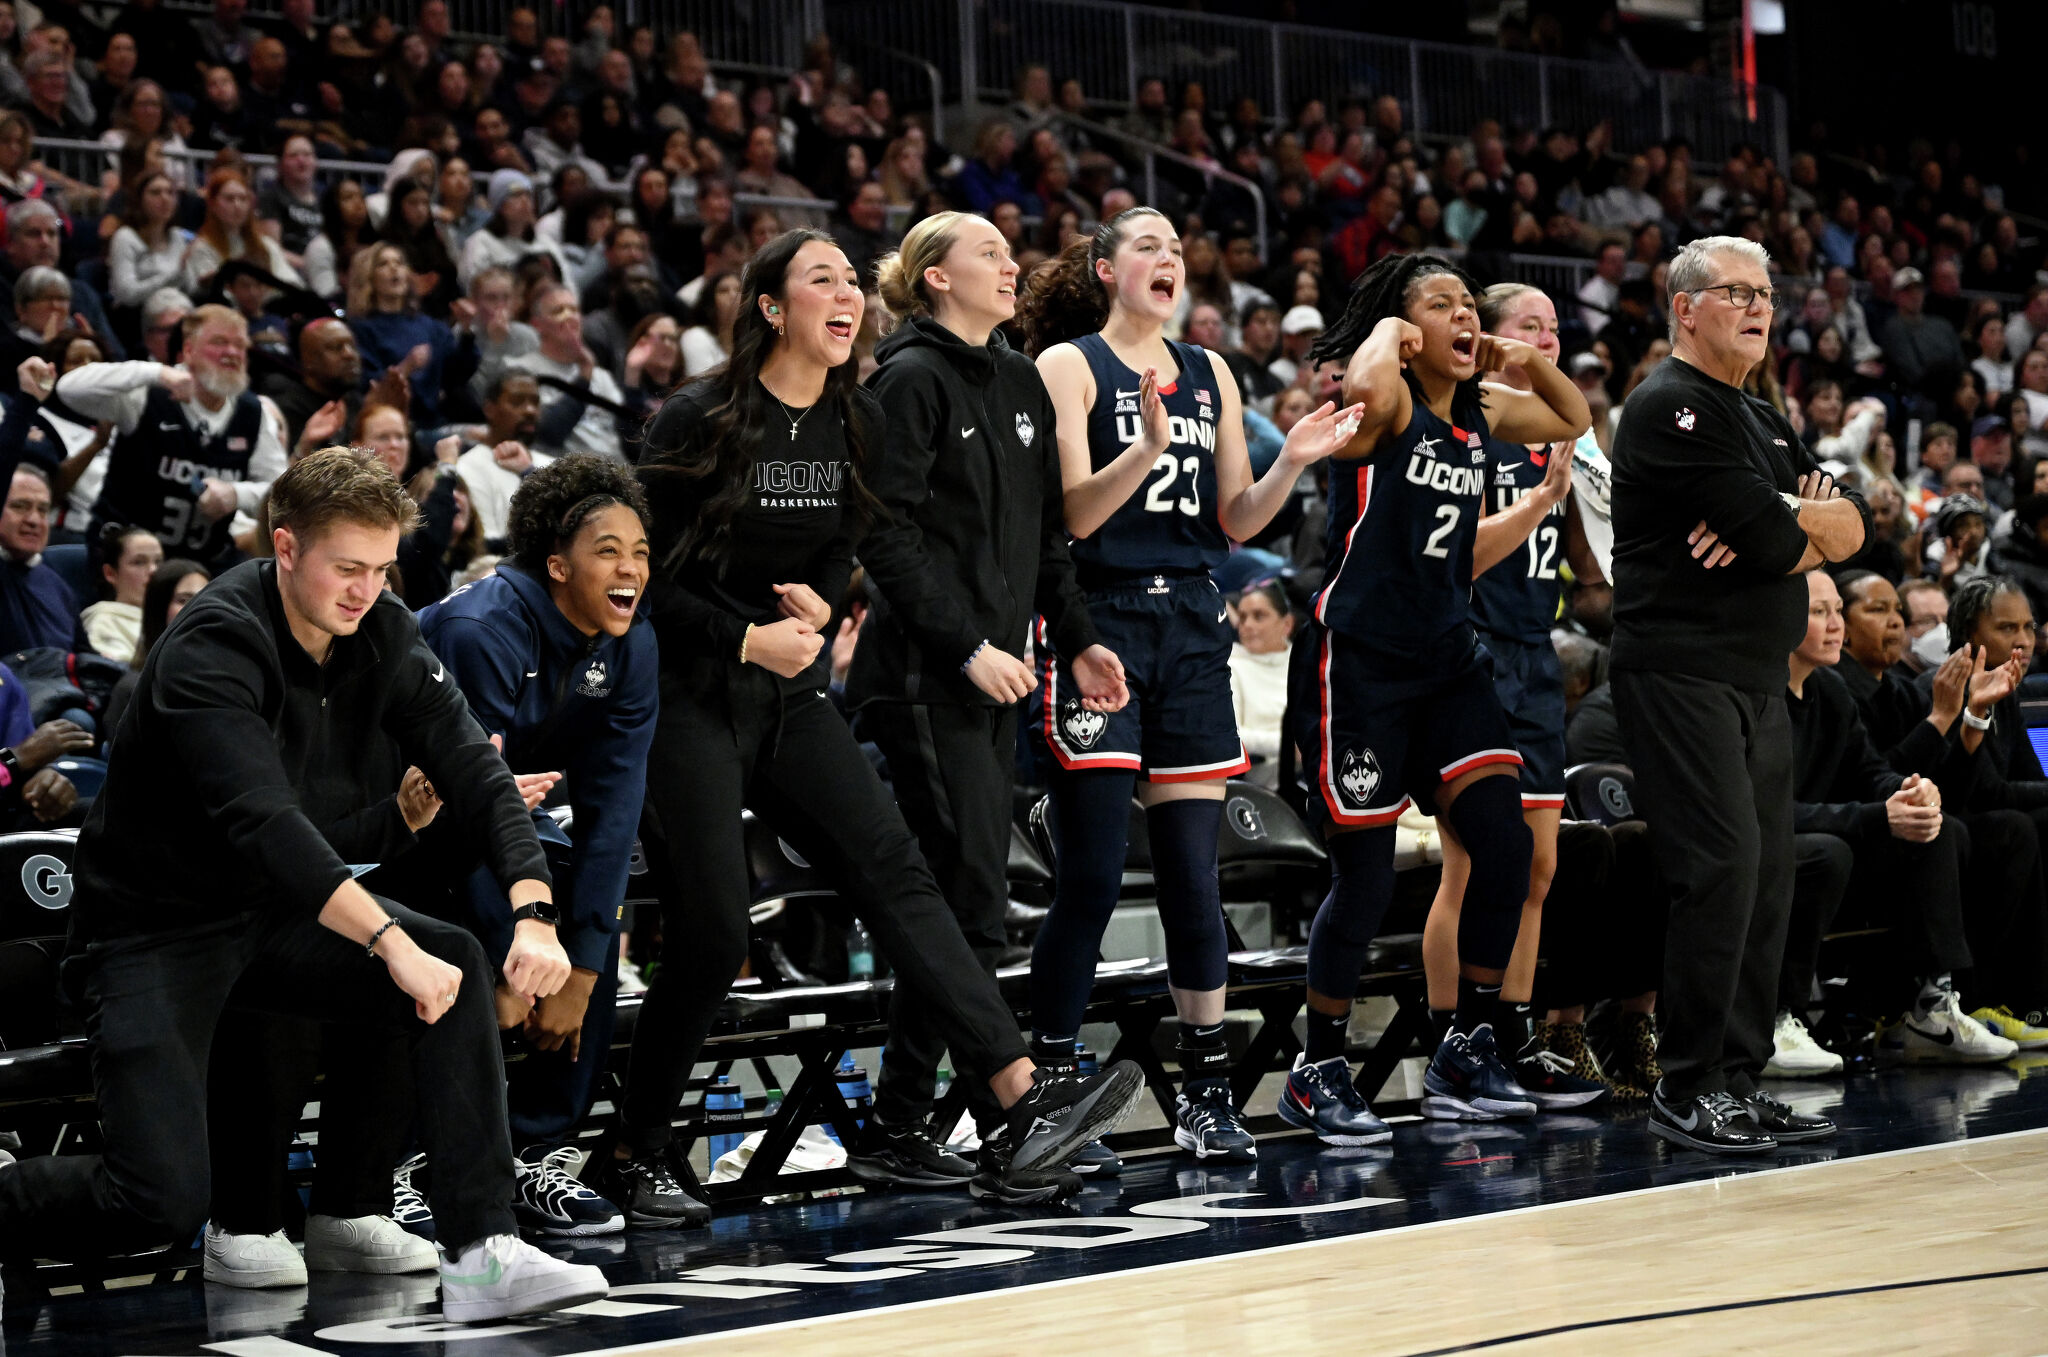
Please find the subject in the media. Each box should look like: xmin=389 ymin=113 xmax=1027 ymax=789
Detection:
xmin=0 ymin=829 xmax=77 ymax=1048
xmin=1563 ymin=763 xmax=1641 ymax=827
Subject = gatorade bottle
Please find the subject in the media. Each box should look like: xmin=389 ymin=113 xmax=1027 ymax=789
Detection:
xmin=705 ymin=1076 xmax=744 ymax=1163
xmin=847 ymin=920 xmax=875 ymax=981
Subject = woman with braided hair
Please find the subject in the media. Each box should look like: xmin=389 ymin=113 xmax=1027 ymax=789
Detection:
xmin=1021 ymin=207 xmax=1361 ymax=1165
xmin=1283 ymin=252 xmax=1589 ymax=1138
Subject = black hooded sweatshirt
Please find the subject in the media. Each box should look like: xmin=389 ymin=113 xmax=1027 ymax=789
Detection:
xmin=849 ymin=316 xmax=1099 ymax=707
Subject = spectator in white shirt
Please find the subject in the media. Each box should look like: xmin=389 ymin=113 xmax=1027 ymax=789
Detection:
xmin=453 ymin=367 xmax=553 ymax=550
xmin=1228 ymin=579 xmax=1296 ymax=790
xmin=1576 ymin=241 xmax=1627 ymax=335
xmin=510 ymin=281 xmax=625 ymax=462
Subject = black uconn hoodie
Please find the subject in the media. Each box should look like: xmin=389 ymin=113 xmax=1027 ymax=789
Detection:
xmin=849 ymin=316 xmax=1099 ymax=707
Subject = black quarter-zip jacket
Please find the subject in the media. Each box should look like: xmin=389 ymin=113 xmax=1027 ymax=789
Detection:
xmin=849 ymin=316 xmax=1099 ymax=707
xmin=74 ymin=559 xmax=549 ymax=940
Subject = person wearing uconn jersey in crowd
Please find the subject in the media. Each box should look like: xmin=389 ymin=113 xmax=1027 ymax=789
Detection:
xmin=55 ymin=305 xmax=286 ymax=576
xmin=1284 ymin=253 xmax=1589 ymax=1139
xmin=1610 ymin=236 xmax=1865 ymax=1155
xmin=1022 ymin=207 xmax=1361 ymax=1166
xmin=843 ymin=211 xmax=1133 ymax=1190
xmin=1420 ymin=281 xmax=1611 ymax=1114
xmin=611 ymin=229 xmax=1142 ymax=1218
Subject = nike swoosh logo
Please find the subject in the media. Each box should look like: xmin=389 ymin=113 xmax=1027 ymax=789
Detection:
xmin=1905 ymin=1022 xmax=1957 ymax=1045
xmin=524 ymin=670 xmax=539 ymax=678
xmin=430 ymin=664 xmax=445 ymax=683
xmin=1217 ymin=610 xmax=1228 ymax=623
xmin=1494 ymin=460 xmax=1523 ymax=471
xmin=1115 ymin=389 xmax=1141 ymax=399
xmin=960 ymin=426 xmax=976 ymax=438
xmin=444 ymin=1256 xmax=504 ymax=1287
xmin=1666 ymin=1103 xmax=1700 ymax=1131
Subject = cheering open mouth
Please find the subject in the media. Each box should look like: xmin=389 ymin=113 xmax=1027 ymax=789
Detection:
xmin=1451 ymin=329 xmax=1477 ymax=363
xmin=825 ymin=312 xmax=855 ymax=341
xmin=605 ymin=586 xmax=639 ymax=618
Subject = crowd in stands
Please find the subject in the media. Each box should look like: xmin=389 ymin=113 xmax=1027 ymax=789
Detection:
xmin=0 ymin=0 xmax=2042 ymax=1199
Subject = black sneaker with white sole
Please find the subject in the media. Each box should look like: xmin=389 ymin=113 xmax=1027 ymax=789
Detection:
xmin=1741 ymin=1089 xmax=1835 ymax=1143
xmin=1067 ymin=1140 xmax=1122 ymax=1177
xmin=1649 ymin=1087 xmax=1778 ymax=1155
xmin=1173 ymin=1083 xmax=1258 ymax=1162
xmin=1002 ymin=1061 xmax=1146 ymax=1176
xmin=513 ymin=1148 xmax=626 ymax=1236
xmin=391 ymin=1152 xmax=435 ymax=1239
xmin=587 ymin=1148 xmax=712 ymax=1228
xmin=967 ymin=1127 xmax=1084 ymax=1205
xmin=846 ymin=1119 xmax=976 ymax=1188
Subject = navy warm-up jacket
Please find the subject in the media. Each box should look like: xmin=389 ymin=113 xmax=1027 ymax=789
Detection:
xmin=418 ymin=559 xmax=656 ymax=971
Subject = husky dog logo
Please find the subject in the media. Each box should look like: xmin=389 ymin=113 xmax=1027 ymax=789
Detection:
xmin=1675 ymin=407 xmax=1697 ymax=432
xmin=1060 ymin=699 xmax=1105 ymax=749
xmin=577 ymin=660 xmax=612 ymax=697
xmin=1337 ymin=747 xmax=1382 ymax=809
xmin=1015 ymin=412 xmax=1036 ymax=447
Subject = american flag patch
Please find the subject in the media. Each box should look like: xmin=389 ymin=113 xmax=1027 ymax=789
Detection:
xmin=227 ymin=437 xmax=248 ymax=451
xmin=1195 ymin=388 xmax=1211 ymax=406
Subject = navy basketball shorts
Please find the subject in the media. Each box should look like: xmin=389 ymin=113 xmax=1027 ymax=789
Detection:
xmin=1289 ymin=620 xmax=1522 ymax=829
xmin=1479 ymin=632 xmax=1568 ymax=811
xmin=1034 ymin=575 xmax=1249 ymax=783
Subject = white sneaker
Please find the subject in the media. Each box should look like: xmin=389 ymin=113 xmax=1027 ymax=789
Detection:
xmin=439 ymin=1233 xmax=608 ymax=1324
xmin=305 ymin=1213 xmax=440 ymax=1274
xmin=615 ymin=959 xmax=648 ymax=996
xmin=1763 ymin=1010 xmax=1844 ymax=1077
xmin=1879 ymin=989 xmax=2020 ymax=1065
xmin=201 ymin=1224 xmax=307 ymax=1289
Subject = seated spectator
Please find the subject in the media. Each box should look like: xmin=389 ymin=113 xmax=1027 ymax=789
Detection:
xmin=1268 ymin=304 xmax=1322 ymax=386
xmin=458 ymin=170 xmax=562 ymax=293
xmin=1227 ymin=579 xmax=1293 ymax=789
xmin=1782 ymin=569 xmax=2018 ymax=1070
xmin=615 ymin=312 xmax=680 ymax=457
xmin=0 ymin=265 xmax=69 ymax=372
xmin=954 ymin=120 xmax=1030 ymax=215
xmin=79 ymin=521 xmax=161 ymax=662
xmin=98 ymin=80 xmax=191 ymax=193
xmin=1880 ymin=268 xmax=1966 ymax=406
xmin=1228 ymin=300 xmax=1286 ymax=415
xmin=101 ymin=555 xmax=209 ymax=735
xmin=188 ymin=63 xmax=255 ymax=153
xmin=679 ymin=269 xmax=738 ymax=378
xmin=398 ymin=448 xmax=483 ymax=611
xmin=1 ymin=200 xmax=122 ymax=358
xmin=258 ymin=135 xmax=324 ymax=269
xmin=436 ymin=156 xmax=488 ymax=248
xmin=367 ymin=149 xmax=438 ymax=234
xmin=0 ymin=114 xmax=56 ymax=216
xmin=452 ymin=266 xmax=539 ymax=396
xmin=303 ymin=178 xmax=371 ymax=303
xmin=1973 ymin=414 xmax=2018 ymax=511
xmin=380 ymin=178 xmax=461 ymax=318
xmin=108 ymin=170 xmax=191 ymax=326
xmin=0 ymin=463 xmax=74 ymax=651
xmin=522 ymin=98 xmax=605 ymax=185
xmin=8 ymin=336 xmax=116 ymax=541
xmin=182 ymin=168 xmax=303 ymax=295
xmin=1854 ymin=478 xmax=1911 ymax=583
xmin=1898 ymin=577 xmax=1951 ymax=678
xmin=346 ymin=243 xmax=463 ymax=429
xmin=135 ymin=287 xmax=191 ymax=366
xmin=191 ymin=0 xmax=262 ymax=72
xmin=356 ymin=401 xmax=416 ymax=483
xmin=510 ymin=282 xmax=623 ymax=462
xmin=831 ymin=181 xmax=899 ymax=289
xmin=1990 ymin=495 xmax=2048 ymax=626
xmin=56 ymin=303 xmax=286 ymax=574
xmin=1923 ymin=491 xmax=1990 ymax=588
xmin=259 ymin=318 xmax=361 ymax=453
xmin=0 ymin=688 xmax=85 ymax=826
xmin=15 ymin=49 xmax=89 ymax=138
xmin=455 ymin=368 xmax=549 ymax=549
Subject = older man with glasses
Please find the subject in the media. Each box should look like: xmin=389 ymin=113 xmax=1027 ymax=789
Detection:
xmin=1607 ymin=235 xmax=1873 ymax=1155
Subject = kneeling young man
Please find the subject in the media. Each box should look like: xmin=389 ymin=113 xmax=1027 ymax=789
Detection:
xmin=0 ymin=448 xmax=607 ymax=1323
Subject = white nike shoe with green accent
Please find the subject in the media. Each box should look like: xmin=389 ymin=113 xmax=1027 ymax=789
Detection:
xmin=439 ymin=1233 xmax=608 ymax=1323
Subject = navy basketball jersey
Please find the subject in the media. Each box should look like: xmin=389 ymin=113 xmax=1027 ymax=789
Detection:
xmin=93 ymin=386 xmax=264 ymax=566
xmin=1313 ymin=396 xmax=1490 ymax=646
xmin=1469 ymin=436 xmax=1568 ymax=644
xmin=1069 ymin=333 xmax=1230 ymax=579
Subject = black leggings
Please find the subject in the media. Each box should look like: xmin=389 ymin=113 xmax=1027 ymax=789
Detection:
xmin=619 ymin=660 xmax=1030 ymax=1154
xmin=1534 ymin=820 xmax=1665 ymax=1011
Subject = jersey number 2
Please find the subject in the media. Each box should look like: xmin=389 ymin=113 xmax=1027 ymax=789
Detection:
xmin=1422 ymin=504 xmax=1460 ymax=559
xmin=1142 ymin=452 xmax=1201 ymax=516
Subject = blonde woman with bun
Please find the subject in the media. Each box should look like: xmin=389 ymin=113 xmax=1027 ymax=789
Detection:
xmin=843 ymin=209 xmax=1131 ymax=1192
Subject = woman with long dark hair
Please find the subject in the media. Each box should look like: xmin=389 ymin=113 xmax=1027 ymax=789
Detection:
xmin=602 ymin=228 xmax=1142 ymax=1223
xmin=844 ymin=211 xmax=1130 ymax=1187
xmin=1287 ymin=252 xmax=1587 ymax=1137
xmin=380 ymin=177 xmax=462 ymax=317
xmin=305 ymin=178 xmax=372 ymax=302
xmin=1018 ymin=207 xmax=1358 ymax=1167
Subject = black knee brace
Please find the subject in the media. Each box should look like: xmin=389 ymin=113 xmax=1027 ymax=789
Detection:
xmin=1306 ymin=826 xmax=1398 ymax=998
xmin=1445 ymin=775 xmax=1533 ymax=972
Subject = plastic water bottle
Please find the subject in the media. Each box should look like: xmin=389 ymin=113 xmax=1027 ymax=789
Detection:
xmin=763 ymin=1087 xmax=783 ymax=1122
xmin=847 ymin=921 xmax=875 ymax=981
xmin=705 ymin=1076 xmax=744 ymax=1163
xmin=1077 ymin=1045 xmax=1099 ymax=1076
xmin=835 ymin=1053 xmax=873 ymax=1139
xmin=288 ymin=1139 xmax=317 ymax=1212
xmin=934 ymin=1065 xmax=953 ymax=1101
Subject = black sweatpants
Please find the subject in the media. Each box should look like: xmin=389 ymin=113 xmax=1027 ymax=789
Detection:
xmin=620 ymin=661 xmax=1030 ymax=1154
xmin=1962 ymin=808 xmax=2048 ymax=1012
xmin=1613 ymin=670 xmax=1793 ymax=1101
xmin=860 ymin=701 xmax=1016 ymax=1133
xmin=1534 ymin=820 xmax=1665 ymax=1010
xmin=0 ymin=902 xmax=515 ymax=1262
xmin=1781 ymin=818 xmax=1973 ymax=1013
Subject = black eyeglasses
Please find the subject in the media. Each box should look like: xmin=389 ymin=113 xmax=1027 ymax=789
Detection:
xmin=1694 ymin=281 xmax=1777 ymax=311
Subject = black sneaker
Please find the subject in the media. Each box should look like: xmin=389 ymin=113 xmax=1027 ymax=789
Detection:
xmin=1514 ymin=1042 xmax=1613 ymax=1111
xmin=1002 ymin=1061 xmax=1146 ymax=1175
xmin=846 ymin=1118 xmax=976 ymax=1188
xmin=1173 ymin=1083 xmax=1258 ymax=1162
xmin=1741 ymin=1089 xmax=1835 ymax=1143
xmin=1649 ymin=1087 xmax=1778 ymax=1155
xmin=967 ymin=1126 xmax=1084 ymax=1205
xmin=513 ymin=1147 xmax=625 ymax=1237
xmin=1422 ymin=1025 xmax=1538 ymax=1121
xmin=589 ymin=1148 xmax=712 ymax=1228
xmin=391 ymin=1152 xmax=435 ymax=1240
xmin=1068 ymin=1140 xmax=1122 ymax=1177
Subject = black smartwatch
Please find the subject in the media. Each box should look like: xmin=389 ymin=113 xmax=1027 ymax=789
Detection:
xmin=510 ymin=901 xmax=561 ymax=927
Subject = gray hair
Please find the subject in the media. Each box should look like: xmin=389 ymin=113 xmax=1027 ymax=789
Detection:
xmin=20 ymin=51 xmax=63 ymax=79
xmin=5 ymin=199 xmax=57 ymax=232
xmin=14 ymin=265 xmax=69 ymax=311
xmin=142 ymin=287 xmax=195 ymax=328
xmin=1668 ymin=235 xmax=1772 ymax=338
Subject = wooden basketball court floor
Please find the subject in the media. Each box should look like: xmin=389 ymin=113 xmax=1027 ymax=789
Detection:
xmin=6 ymin=1060 xmax=2048 ymax=1357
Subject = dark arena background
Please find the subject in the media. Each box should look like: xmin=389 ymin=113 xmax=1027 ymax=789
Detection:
xmin=1 ymin=1 xmax=2046 ymax=1354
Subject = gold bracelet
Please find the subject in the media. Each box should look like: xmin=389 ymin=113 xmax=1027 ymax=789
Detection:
xmin=739 ymin=623 xmax=754 ymax=665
